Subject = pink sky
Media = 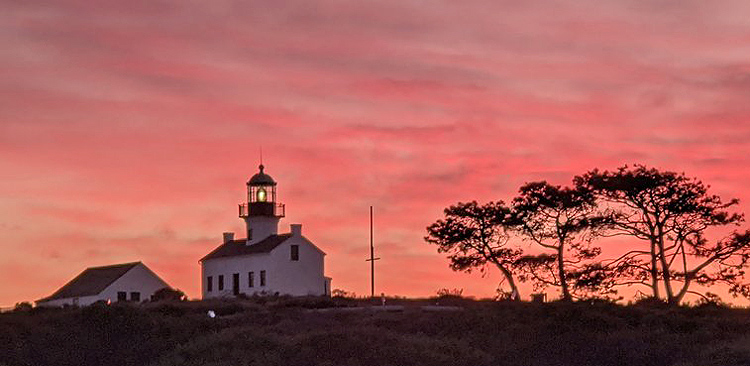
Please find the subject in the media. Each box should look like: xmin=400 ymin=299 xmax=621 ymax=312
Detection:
xmin=2 ymin=0 xmax=750 ymax=307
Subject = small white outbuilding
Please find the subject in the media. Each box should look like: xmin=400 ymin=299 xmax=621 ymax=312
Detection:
xmin=200 ymin=164 xmax=332 ymax=298
xmin=36 ymin=262 xmax=171 ymax=307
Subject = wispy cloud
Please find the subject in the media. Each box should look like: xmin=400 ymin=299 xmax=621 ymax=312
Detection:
xmin=2 ymin=0 xmax=750 ymax=305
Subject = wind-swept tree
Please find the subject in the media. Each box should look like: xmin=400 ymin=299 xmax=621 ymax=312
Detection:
xmin=511 ymin=181 xmax=607 ymax=301
xmin=576 ymin=164 xmax=750 ymax=304
xmin=425 ymin=201 xmax=523 ymax=300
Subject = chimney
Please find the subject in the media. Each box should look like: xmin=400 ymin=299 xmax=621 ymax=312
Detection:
xmin=291 ymin=224 xmax=302 ymax=237
xmin=223 ymin=232 xmax=234 ymax=243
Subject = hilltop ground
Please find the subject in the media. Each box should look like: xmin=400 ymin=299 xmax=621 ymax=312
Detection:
xmin=2 ymin=296 xmax=750 ymax=366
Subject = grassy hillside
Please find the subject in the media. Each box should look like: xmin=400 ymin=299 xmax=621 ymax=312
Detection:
xmin=2 ymin=297 xmax=750 ymax=366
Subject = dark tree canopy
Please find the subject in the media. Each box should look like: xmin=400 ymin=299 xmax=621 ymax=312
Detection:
xmin=511 ymin=181 xmax=607 ymax=300
xmin=425 ymin=164 xmax=750 ymax=305
xmin=425 ymin=201 xmax=522 ymax=300
xmin=576 ymin=164 xmax=750 ymax=304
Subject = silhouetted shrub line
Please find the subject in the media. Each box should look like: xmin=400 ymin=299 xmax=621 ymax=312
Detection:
xmin=4 ymin=299 xmax=750 ymax=365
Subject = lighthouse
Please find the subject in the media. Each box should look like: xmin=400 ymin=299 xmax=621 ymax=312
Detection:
xmin=200 ymin=164 xmax=332 ymax=298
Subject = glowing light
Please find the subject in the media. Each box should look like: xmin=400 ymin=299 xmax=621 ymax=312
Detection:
xmin=257 ymin=188 xmax=267 ymax=202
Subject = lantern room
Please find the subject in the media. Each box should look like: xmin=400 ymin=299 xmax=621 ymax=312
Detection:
xmin=248 ymin=164 xmax=277 ymax=203
xmin=239 ymin=165 xmax=285 ymax=218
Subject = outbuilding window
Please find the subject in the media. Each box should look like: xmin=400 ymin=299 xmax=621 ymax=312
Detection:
xmin=248 ymin=271 xmax=254 ymax=287
xmin=218 ymin=275 xmax=224 ymax=291
xmin=117 ymin=291 xmax=126 ymax=301
xmin=260 ymin=270 xmax=266 ymax=287
xmin=291 ymin=245 xmax=299 ymax=261
xmin=207 ymin=276 xmax=213 ymax=292
xmin=130 ymin=292 xmax=140 ymax=302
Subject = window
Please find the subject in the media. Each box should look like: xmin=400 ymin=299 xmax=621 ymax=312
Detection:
xmin=117 ymin=291 xmax=127 ymax=301
xmin=260 ymin=270 xmax=266 ymax=287
xmin=248 ymin=229 xmax=253 ymax=241
xmin=248 ymin=271 xmax=254 ymax=287
xmin=207 ymin=276 xmax=213 ymax=292
xmin=233 ymin=273 xmax=240 ymax=295
xmin=130 ymin=292 xmax=140 ymax=302
xmin=291 ymin=245 xmax=299 ymax=261
xmin=218 ymin=275 xmax=224 ymax=291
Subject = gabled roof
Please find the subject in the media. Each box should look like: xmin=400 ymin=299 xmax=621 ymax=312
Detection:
xmin=37 ymin=262 xmax=140 ymax=303
xmin=200 ymin=234 xmax=293 ymax=262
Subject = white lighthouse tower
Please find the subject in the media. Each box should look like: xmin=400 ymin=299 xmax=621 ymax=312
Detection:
xmin=239 ymin=164 xmax=285 ymax=244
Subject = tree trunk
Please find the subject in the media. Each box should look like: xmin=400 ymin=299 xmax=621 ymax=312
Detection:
xmin=656 ymin=227 xmax=675 ymax=303
xmin=674 ymin=258 xmax=716 ymax=305
xmin=495 ymin=262 xmax=521 ymax=301
xmin=558 ymin=245 xmax=571 ymax=301
xmin=650 ymin=240 xmax=660 ymax=299
xmin=673 ymin=280 xmax=691 ymax=304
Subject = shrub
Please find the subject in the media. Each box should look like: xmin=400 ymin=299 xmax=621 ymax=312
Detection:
xmin=12 ymin=302 xmax=32 ymax=312
xmin=151 ymin=287 xmax=187 ymax=302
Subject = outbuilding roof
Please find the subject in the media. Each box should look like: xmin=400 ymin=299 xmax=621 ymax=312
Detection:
xmin=200 ymin=234 xmax=293 ymax=262
xmin=37 ymin=262 xmax=141 ymax=303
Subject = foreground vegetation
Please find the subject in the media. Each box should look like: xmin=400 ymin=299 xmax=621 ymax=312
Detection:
xmin=3 ymin=296 xmax=750 ymax=366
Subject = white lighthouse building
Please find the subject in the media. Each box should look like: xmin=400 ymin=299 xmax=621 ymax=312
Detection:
xmin=200 ymin=165 xmax=331 ymax=298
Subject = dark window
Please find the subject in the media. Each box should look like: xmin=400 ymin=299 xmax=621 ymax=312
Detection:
xmin=130 ymin=292 xmax=140 ymax=302
xmin=117 ymin=291 xmax=127 ymax=301
xmin=260 ymin=270 xmax=266 ymax=287
xmin=233 ymin=273 xmax=240 ymax=295
xmin=291 ymin=245 xmax=299 ymax=261
xmin=248 ymin=229 xmax=253 ymax=240
xmin=248 ymin=272 xmax=254 ymax=287
xmin=218 ymin=275 xmax=224 ymax=291
xmin=207 ymin=276 xmax=213 ymax=292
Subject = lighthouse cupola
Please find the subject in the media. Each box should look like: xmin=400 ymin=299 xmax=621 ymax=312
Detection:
xmin=239 ymin=164 xmax=285 ymax=244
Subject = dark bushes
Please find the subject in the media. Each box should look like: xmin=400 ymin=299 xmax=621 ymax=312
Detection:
xmin=3 ymin=300 xmax=750 ymax=366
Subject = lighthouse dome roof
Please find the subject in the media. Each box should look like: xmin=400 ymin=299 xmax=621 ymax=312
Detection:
xmin=247 ymin=165 xmax=276 ymax=186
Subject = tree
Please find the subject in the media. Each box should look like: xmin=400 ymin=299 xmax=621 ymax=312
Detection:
xmin=425 ymin=201 xmax=523 ymax=300
xmin=151 ymin=287 xmax=187 ymax=302
xmin=576 ymin=164 xmax=750 ymax=304
xmin=511 ymin=181 xmax=606 ymax=300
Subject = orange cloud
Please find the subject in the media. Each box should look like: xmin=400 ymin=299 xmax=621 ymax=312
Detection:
xmin=2 ymin=0 xmax=750 ymax=306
